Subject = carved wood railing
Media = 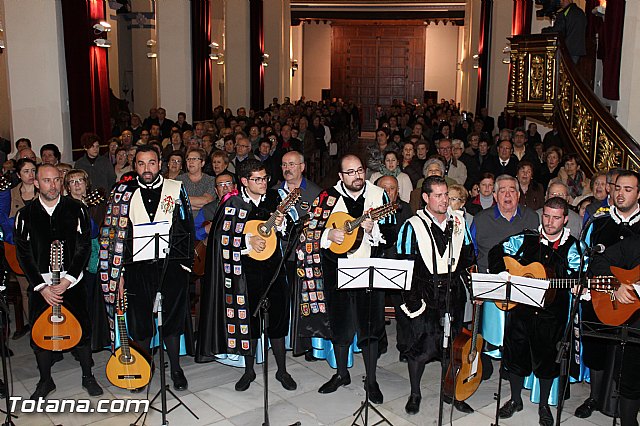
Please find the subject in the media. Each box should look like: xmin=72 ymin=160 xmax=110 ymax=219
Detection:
xmin=506 ymin=34 xmax=640 ymax=174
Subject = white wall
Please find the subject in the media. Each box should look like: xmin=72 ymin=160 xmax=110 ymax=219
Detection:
xmin=157 ymin=0 xmax=191 ymax=121
xmin=3 ymin=0 xmax=72 ymax=160
xmin=460 ymin=0 xmax=480 ymax=112
xmin=617 ymin=0 xmax=640 ymax=141
xmin=264 ymin=0 xmax=290 ymax=108
xmin=291 ymin=24 xmax=303 ymax=101
xmin=211 ymin=0 xmax=225 ymax=107
xmin=0 ymin=0 xmax=11 ymax=141
xmin=425 ymin=23 xmax=460 ymax=102
xmin=487 ymin=0 xmax=513 ymax=118
xmin=302 ymin=22 xmax=331 ymax=101
xmin=225 ymin=0 xmax=250 ymax=111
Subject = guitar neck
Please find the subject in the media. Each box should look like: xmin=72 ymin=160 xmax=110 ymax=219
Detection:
xmin=347 ymin=203 xmax=396 ymax=232
xmin=52 ymin=271 xmax=60 ymax=314
xmin=469 ymin=303 xmax=481 ymax=352
xmin=117 ymin=315 xmax=131 ymax=358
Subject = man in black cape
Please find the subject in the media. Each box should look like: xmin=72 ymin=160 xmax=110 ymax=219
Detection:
xmin=197 ymin=159 xmax=297 ymax=392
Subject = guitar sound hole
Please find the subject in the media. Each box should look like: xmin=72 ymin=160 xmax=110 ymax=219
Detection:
xmin=258 ymin=225 xmax=271 ymax=237
xmin=118 ymin=354 xmax=135 ymax=364
xmin=344 ymin=222 xmax=353 ymax=234
xmin=50 ymin=314 xmax=65 ymax=324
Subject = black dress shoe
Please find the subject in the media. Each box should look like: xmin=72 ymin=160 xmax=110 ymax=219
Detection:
xmin=82 ymin=375 xmax=104 ymax=397
xmin=366 ymin=382 xmax=383 ymax=404
xmin=575 ymin=397 xmax=598 ymax=418
xmin=12 ymin=324 xmax=29 ymax=340
xmin=304 ymin=351 xmax=318 ymax=362
xmin=275 ymin=371 xmax=297 ymax=391
xmin=0 ymin=379 xmax=6 ymax=399
xmin=30 ymin=378 xmax=56 ymax=400
xmin=399 ymin=353 xmax=408 ymax=363
xmin=171 ymin=370 xmax=188 ymax=391
xmin=405 ymin=393 xmax=421 ymax=415
xmin=454 ymin=400 xmax=474 ymax=413
xmin=235 ymin=371 xmax=256 ymax=392
xmin=539 ymin=404 xmax=554 ymax=426
xmin=318 ymin=373 xmax=351 ymax=394
xmin=498 ymin=399 xmax=523 ymax=419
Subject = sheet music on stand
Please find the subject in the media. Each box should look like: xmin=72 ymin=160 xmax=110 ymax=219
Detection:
xmin=338 ymin=258 xmax=414 ymax=290
xmin=471 ymin=271 xmax=549 ymax=308
xmin=132 ymin=221 xmax=171 ymax=262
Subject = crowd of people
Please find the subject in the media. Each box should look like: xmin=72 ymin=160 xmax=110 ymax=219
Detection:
xmin=2 ymin=97 xmax=640 ymax=426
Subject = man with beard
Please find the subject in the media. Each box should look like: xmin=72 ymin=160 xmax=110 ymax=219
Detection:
xmin=296 ymin=155 xmax=389 ymax=404
xmin=15 ymin=164 xmax=103 ymax=399
xmin=201 ymin=159 xmax=297 ymax=392
xmin=397 ymin=176 xmax=476 ymax=415
xmin=576 ymin=170 xmax=640 ymax=421
xmin=490 ymin=197 xmax=581 ymax=426
xmin=102 ymin=145 xmax=194 ymax=392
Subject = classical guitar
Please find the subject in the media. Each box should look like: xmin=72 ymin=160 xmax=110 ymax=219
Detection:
xmin=326 ymin=202 xmax=398 ymax=254
xmin=31 ymin=241 xmax=83 ymax=351
xmin=243 ymin=188 xmax=301 ymax=261
xmin=4 ymin=242 xmax=23 ymax=275
xmin=591 ymin=264 xmax=640 ymax=326
xmin=445 ymin=303 xmax=484 ymax=401
xmin=193 ymin=220 xmax=211 ymax=277
xmin=82 ymin=188 xmax=105 ymax=207
xmin=496 ymin=257 xmax=619 ymax=311
xmin=105 ymin=293 xmax=153 ymax=390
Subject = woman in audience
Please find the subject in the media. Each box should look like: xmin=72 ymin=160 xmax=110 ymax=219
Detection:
xmin=369 ymin=150 xmax=412 ymax=203
xmin=177 ymin=148 xmax=216 ymax=216
xmin=557 ymin=153 xmax=590 ymax=199
xmin=538 ymin=146 xmax=563 ymax=190
xmin=164 ymin=151 xmax=184 ymax=180
xmin=104 ymin=138 xmax=120 ymax=166
xmin=527 ymin=122 xmax=543 ymax=147
xmin=114 ymin=147 xmax=131 ymax=181
xmin=2 ymin=158 xmax=38 ymax=338
xmin=400 ymin=143 xmax=421 ymax=187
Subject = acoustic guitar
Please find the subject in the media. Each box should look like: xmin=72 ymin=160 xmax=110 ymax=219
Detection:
xmin=31 ymin=241 xmax=83 ymax=351
xmin=326 ymin=202 xmax=398 ymax=254
xmin=193 ymin=220 xmax=211 ymax=277
xmin=82 ymin=188 xmax=105 ymax=207
xmin=591 ymin=264 xmax=640 ymax=326
xmin=243 ymin=188 xmax=301 ymax=261
xmin=105 ymin=293 xmax=153 ymax=390
xmin=496 ymin=257 xmax=620 ymax=311
xmin=445 ymin=303 xmax=483 ymax=401
xmin=4 ymin=242 xmax=23 ymax=275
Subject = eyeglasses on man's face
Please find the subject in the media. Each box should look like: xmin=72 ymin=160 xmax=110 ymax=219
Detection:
xmin=340 ymin=167 xmax=365 ymax=176
xmin=248 ymin=176 xmax=270 ymax=184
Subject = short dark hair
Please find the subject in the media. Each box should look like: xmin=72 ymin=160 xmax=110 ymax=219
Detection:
xmin=517 ymin=160 xmax=535 ymax=173
xmin=15 ymin=138 xmax=32 ymax=149
xmin=237 ymin=158 xmax=265 ymax=180
xmin=544 ymin=196 xmax=569 ymax=216
xmin=16 ymin=158 xmax=37 ymax=175
xmin=215 ymin=171 xmax=237 ymax=185
xmin=40 ymin=143 xmax=61 ymax=160
xmin=563 ymin=152 xmax=581 ymax=165
xmin=422 ymin=175 xmax=447 ymax=195
xmin=80 ymin=133 xmax=101 ymax=150
xmin=615 ymin=170 xmax=640 ymax=188
xmin=135 ymin=144 xmax=161 ymax=163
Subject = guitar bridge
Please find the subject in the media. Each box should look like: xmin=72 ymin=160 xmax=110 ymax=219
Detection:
xmin=610 ymin=291 xmax=619 ymax=310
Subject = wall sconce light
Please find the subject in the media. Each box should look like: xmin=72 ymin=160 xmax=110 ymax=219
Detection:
xmin=472 ymin=54 xmax=479 ymax=69
xmin=209 ymin=41 xmax=224 ymax=64
xmin=291 ymin=59 xmax=298 ymax=76
xmin=94 ymin=38 xmax=112 ymax=48
xmin=146 ymin=39 xmax=157 ymax=59
xmin=592 ymin=0 xmax=606 ymax=18
xmin=93 ymin=21 xmax=111 ymax=33
xmin=147 ymin=52 xmax=157 ymax=58
xmin=146 ymin=39 xmax=156 ymax=47
xmin=262 ymin=53 xmax=270 ymax=67
xmin=0 ymin=40 xmax=5 ymax=51
xmin=502 ymin=45 xmax=511 ymax=64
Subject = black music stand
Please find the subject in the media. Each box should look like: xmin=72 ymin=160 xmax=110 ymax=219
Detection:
xmin=338 ymin=258 xmax=414 ymax=426
xmin=251 ymin=217 xmax=306 ymax=426
xmin=123 ymin=226 xmax=197 ymax=426
xmin=472 ymin=271 xmax=549 ymax=426
xmin=581 ymin=321 xmax=640 ymax=426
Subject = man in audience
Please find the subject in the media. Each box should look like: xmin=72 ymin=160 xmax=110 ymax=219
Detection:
xmin=73 ymin=133 xmax=116 ymax=193
xmin=482 ymin=139 xmax=519 ymax=177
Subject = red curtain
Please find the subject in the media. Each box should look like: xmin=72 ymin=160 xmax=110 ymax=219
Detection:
xmin=191 ymin=0 xmax=213 ymax=121
xmin=250 ymin=0 xmax=265 ymax=111
xmin=601 ymin=0 xmax=625 ymax=100
xmin=476 ymin=0 xmax=493 ymax=115
xmin=61 ymin=1 xmax=111 ymax=159
xmin=512 ymin=0 xmax=533 ymax=36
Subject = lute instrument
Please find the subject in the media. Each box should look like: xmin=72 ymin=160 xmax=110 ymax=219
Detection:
xmin=31 ymin=240 xmax=83 ymax=351
xmin=105 ymin=292 xmax=153 ymax=389
xmin=243 ymin=188 xmax=301 ymax=261
xmin=326 ymin=202 xmax=398 ymax=254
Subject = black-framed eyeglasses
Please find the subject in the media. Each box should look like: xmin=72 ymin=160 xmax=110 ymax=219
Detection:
xmin=248 ymin=176 xmax=270 ymax=183
xmin=340 ymin=167 xmax=365 ymax=176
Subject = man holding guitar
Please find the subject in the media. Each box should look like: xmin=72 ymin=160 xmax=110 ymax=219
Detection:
xmin=202 ymin=159 xmax=297 ymax=392
xmin=14 ymin=164 xmax=103 ymax=399
xmin=396 ymin=175 xmax=476 ymax=415
xmin=488 ymin=197 xmax=582 ymax=426
xmin=578 ymin=169 xmax=640 ymax=423
xmin=299 ymin=154 xmax=390 ymax=403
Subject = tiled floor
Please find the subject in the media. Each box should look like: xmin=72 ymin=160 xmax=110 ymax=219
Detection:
xmin=5 ymin=321 xmax=620 ymax=425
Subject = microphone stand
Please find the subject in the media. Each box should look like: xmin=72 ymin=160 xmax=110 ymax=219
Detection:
xmin=252 ymin=217 xmax=306 ymax=426
xmin=437 ymin=217 xmax=455 ymax=426
xmin=554 ymin=237 xmax=594 ymax=426
xmin=0 ymin=285 xmax=16 ymax=426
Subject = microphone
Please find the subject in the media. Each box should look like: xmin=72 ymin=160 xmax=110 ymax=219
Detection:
xmin=446 ymin=217 xmax=454 ymax=236
xmin=587 ymin=244 xmax=606 ymax=254
xmin=295 ymin=213 xmax=311 ymax=226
